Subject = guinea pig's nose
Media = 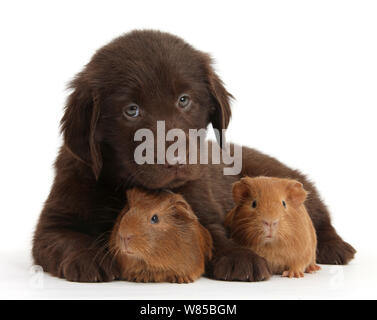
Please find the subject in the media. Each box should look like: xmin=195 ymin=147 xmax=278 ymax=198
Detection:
xmin=262 ymin=220 xmax=270 ymax=227
xmin=262 ymin=219 xmax=279 ymax=227
xmin=120 ymin=233 xmax=134 ymax=245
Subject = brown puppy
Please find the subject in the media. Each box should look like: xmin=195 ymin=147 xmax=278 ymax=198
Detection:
xmin=225 ymin=176 xmax=320 ymax=278
xmin=32 ymin=30 xmax=355 ymax=282
xmin=110 ymin=188 xmax=212 ymax=283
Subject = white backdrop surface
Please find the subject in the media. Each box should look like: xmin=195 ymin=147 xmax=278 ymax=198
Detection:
xmin=0 ymin=0 xmax=376 ymax=299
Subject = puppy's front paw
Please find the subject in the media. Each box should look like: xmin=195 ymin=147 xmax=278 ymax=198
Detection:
xmin=59 ymin=251 xmax=119 ymax=282
xmin=317 ymin=238 xmax=356 ymax=265
xmin=208 ymin=247 xmax=271 ymax=282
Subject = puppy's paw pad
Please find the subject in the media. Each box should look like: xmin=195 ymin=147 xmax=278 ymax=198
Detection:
xmin=209 ymin=247 xmax=271 ymax=282
xmin=317 ymin=238 xmax=356 ymax=265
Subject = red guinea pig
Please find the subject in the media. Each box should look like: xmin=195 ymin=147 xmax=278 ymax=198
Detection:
xmin=225 ymin=176 xmax=320 ymax=278
xmin=110 ymin=188 xmax=213 ymax=283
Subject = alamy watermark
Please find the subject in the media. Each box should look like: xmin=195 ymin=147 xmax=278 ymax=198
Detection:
xmin=133 ymin=121 xmax=242 ymax=175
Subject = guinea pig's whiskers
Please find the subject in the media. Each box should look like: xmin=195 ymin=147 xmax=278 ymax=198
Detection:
xmin=88 ymin=231 xmax=115 ymax=271
xmin=231 ymin=222 xmax=261 ymax=246
xmin=89 ymin=230 xmax=112 ymax=251
xmin=108 ymin=247 xmax=121 ymax=276
xmin=98 ymin=244 xmax=113 ymax=268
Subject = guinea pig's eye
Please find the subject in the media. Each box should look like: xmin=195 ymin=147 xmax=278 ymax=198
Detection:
xmin=251 ymin=200 xmax=257 ymax=208
xmin=177 ymin=94 xmax=192 ymax=109
xmin=282 ymin=200 xmax=287 ymax=208
xmin=123 ymin=104 xmax=140 ymax=119
xmin=150 ymin=214 xmax=159 ymax=224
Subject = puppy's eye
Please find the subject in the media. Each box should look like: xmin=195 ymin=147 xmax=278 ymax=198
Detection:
xmin=177 ymin=94 xmax=192 ymax=109
xmin=151 ymin=214 xmax=159 ymax=224
xmin=123 ymin=104 xmax=140 ymax=119
xmin=282 ymin=200 xmax=287 ymax=208
xmin=251 ymin=200 xmax=257 ymax=208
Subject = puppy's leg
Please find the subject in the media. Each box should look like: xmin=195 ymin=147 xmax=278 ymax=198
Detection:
xmin=33 ymin=223 xmax=119 ymax=282
xmin=315 ymin=224 xmax=356 ymax=265
xmin=241 ymin=146 xmax=356 ymax=265
xmin=205 ymin=223 xmax=271 ymax=282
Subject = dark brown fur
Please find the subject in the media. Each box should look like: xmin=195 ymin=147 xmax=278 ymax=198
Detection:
xmin=32 ymin=30 xmax=355 ymax=282
xmin=110 ymin=188 xmax=212 ymax=283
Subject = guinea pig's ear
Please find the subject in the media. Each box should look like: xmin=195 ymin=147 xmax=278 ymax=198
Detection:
xmin=126 ymin=188 xmax=146 ymax=206
xmin=171 ymin=194 xmax=198 ymax=222
xmin=286 ymin=180 xmax=308 ymax=207
xmin=202 ymin=54 xmax=233 ymax=148
xmin=60 ymin=74 xmax=102 ymax=180
xmin=232 ymin=178 xmax=251 ymax=204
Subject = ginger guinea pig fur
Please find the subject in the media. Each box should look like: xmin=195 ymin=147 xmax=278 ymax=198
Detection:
xmin=225 ymin=176 xmax=320 ymax=278
xmin=110 ymin=188 xmax=213 ymax=283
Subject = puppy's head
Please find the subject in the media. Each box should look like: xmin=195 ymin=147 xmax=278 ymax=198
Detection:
xmin=61 ymin=30 xmax=233 ymax=188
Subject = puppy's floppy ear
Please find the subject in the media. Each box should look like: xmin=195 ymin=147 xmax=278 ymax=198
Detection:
xmin=61 ymin=74 xmax=102 ymax=179
xmin=285 ymin=180 xmax=308 ymax=207
xmin=202 ymin=54 xmax=233 ymax=148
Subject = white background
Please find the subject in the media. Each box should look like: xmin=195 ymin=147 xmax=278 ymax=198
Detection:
xmin=0 ymin=0 xmax=376 ymax=299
